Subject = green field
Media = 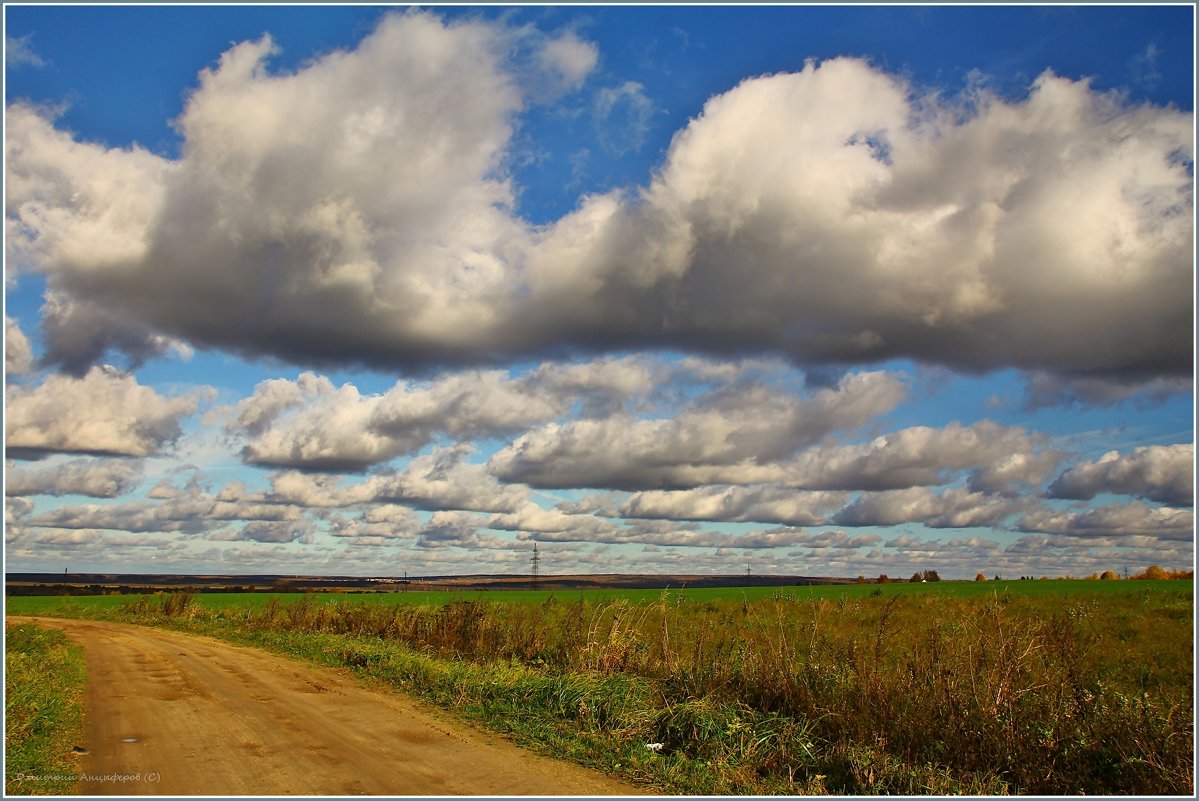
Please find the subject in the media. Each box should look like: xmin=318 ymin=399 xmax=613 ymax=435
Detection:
xmin=5 ymin=576 xmax=1180 ymax=617
xmin=5 ymin=579 xmax=1192 ymax=795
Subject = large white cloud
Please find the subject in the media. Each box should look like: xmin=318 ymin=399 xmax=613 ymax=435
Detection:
xmin=6 ymin=13 xmax=1190 ymax=386
xmin=5 ymin=366 xmax=209 ymax=458
xmin=1048 ymin=444 xmax=1193 ymax=507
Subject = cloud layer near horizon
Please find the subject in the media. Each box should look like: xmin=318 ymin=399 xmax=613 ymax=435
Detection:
xmin=6 ymin=11 xmax=1192 ymax=386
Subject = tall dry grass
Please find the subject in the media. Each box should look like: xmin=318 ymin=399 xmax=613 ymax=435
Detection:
xmin=123 ymin=588 xmax=1192 ymax=794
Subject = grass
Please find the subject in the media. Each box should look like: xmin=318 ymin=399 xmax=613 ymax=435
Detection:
xmin=4 ymin=623 xmax=86 ymax=795
xmin=6 ymin=580 xmax=1192 ymax=795
xmin=5 ymin=577 xmax=1182 ymax=617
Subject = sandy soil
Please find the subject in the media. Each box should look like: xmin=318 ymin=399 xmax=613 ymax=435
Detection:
xmin=10 ymin=616 xmax=642 ymax=796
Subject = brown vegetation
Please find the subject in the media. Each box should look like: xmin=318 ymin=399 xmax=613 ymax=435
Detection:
xmin=107 ymin=586 xmax=1193 ymax=795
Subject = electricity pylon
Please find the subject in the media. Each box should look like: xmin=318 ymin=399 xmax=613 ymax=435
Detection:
xmin=531 ymin=542 xmax=540 ymax=589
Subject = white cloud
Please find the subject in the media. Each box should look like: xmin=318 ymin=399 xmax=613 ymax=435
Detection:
xmin=1048 ymin=444 xmax=1193 ymax=507
xmin=25 ymin=483 xmax=305 ymax=536
xmin=5 ymin=34 xmax=45 ymax=69
xmin=5 ymin=316 xmax=35 ymax=375
xmin=5 ymin=457 xmax=144 ymax=498
xmin=234 ymin=374 xmax=401 ymax=471
xmin=488 ymin=370 xmax=905 ymax=489
xmin=1017 ymin=501 xmax=1194 ymax=540
xmin=365 ymin=446 xmax=529 ymax=514
xmin=6 ymin=20 xmax=1188 ymax=387
xmin=832 ymin=487 xmax=1030 ymax=528
xmin=593 ymin=81 xmax=654 ymax=155
xmin=5 ymin=366 xmax=209 ymax=458
xmin=537 ymin=31 xmax=598 ymax=92
xmin=778 ymin=420 xmax=1061 ymax=493
xmin=620 ymin=486 xmax=848 ymax=526
xmin=231 ymin=357 xmax=652 ymax=470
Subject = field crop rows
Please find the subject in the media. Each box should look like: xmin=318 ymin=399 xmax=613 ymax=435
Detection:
xmin=4 ymin=580 xmax=1193 ymax=795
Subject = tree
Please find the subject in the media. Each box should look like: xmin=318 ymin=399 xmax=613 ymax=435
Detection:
xmin=910 ymin=572 xmax=923 ymax=583
xmin=923 ymin=569 xmax=941 ymax=582
xmin=1134 ymin=565 xmax=1169 ymax=580
xmin=1099 ymin=570 xmax=1119 ymax=580
xmin=878 ymin=574 xmax=890 ymax=584
xmin=975 ymin=572 xmax=986 ymax=582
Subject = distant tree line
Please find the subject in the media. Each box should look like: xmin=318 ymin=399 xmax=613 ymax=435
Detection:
xmin=854 ymin=565 xmax=1192 ymax=585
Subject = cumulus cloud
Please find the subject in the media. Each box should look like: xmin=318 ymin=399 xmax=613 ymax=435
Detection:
xmin=6 ymin=13 xmax=1189 ymax=385
xmin=620 ymin=486 xmax=848 ymax=526
xmin=365 ymin=446 xmax=529 ymax=513
xmin=234 ymin=374 xmax=405 ymax=471
xmin=523 ymin=60 xmax=1192 ymax=380
xmin=490 ymin=501 xmax=623 ymax=538
xmin=5 ymin=366 xmax=209 ymax=458
xmin=415 ymin=511 xmax=500 ymax=550
xmin=7 ymin=12 xmax=530 ymax=372
xmin=832 ymin=487 xmax=1030 ymax=528
xmin=5 ymin=316 xmax=35 ymax=375
xmin=232 ymin=357 xmax=652 ymax=470
xmin=328 ymin=505 xmax=421 ymax=546
xmin=1017 ymin=501 xmax=1194 ymax=540
xmin=6 ymin=496 xmax=35 ymax=526
xmin=1048 ymin=444 xmax=1193 ymax=506
xmin=5 ymin=457 xmax=144 ymax=498
xmin=778 ymin=420 xmax=1061 ymax=493
xmin=26 ymin=483 xmax=304 ymax=535
xmin=488 ymin=370 xmax=905 ymax=489
xmin=228 ymin=445 xmax=529 ymax=515
xmin=228 ymin=519 xmax=314 ymax=544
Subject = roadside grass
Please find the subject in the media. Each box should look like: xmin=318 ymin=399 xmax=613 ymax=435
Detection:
xmin=4 ymin=623 xmax=86 ymax=795
xmin=13 ymin=582 xmax=1192 ymax=795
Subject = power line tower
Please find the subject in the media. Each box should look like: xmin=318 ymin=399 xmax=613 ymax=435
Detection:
xmin=746 ymin=561 xmax=751 ymax=578
xmin=531 ymin=542 xmax=540 ymax=589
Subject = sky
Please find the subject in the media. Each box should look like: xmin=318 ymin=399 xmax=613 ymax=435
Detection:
xmin=3 ymin=4 xmax=1194 ymax=580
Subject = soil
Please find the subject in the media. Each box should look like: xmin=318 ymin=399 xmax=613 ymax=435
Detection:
xmin=10 ymin=616 xmax=642 ymax=796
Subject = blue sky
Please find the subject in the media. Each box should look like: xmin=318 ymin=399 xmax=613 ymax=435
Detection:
xmin=4 ymin=4 xmax=1194 ymax=579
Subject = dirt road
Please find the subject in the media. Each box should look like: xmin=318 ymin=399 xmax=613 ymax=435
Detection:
xmin=10 ymin=617 xmax=641 ymax=796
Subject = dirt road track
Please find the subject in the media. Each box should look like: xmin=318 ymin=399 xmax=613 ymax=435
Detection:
xmin=10 ymin=617 xmax=642 ymax=796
